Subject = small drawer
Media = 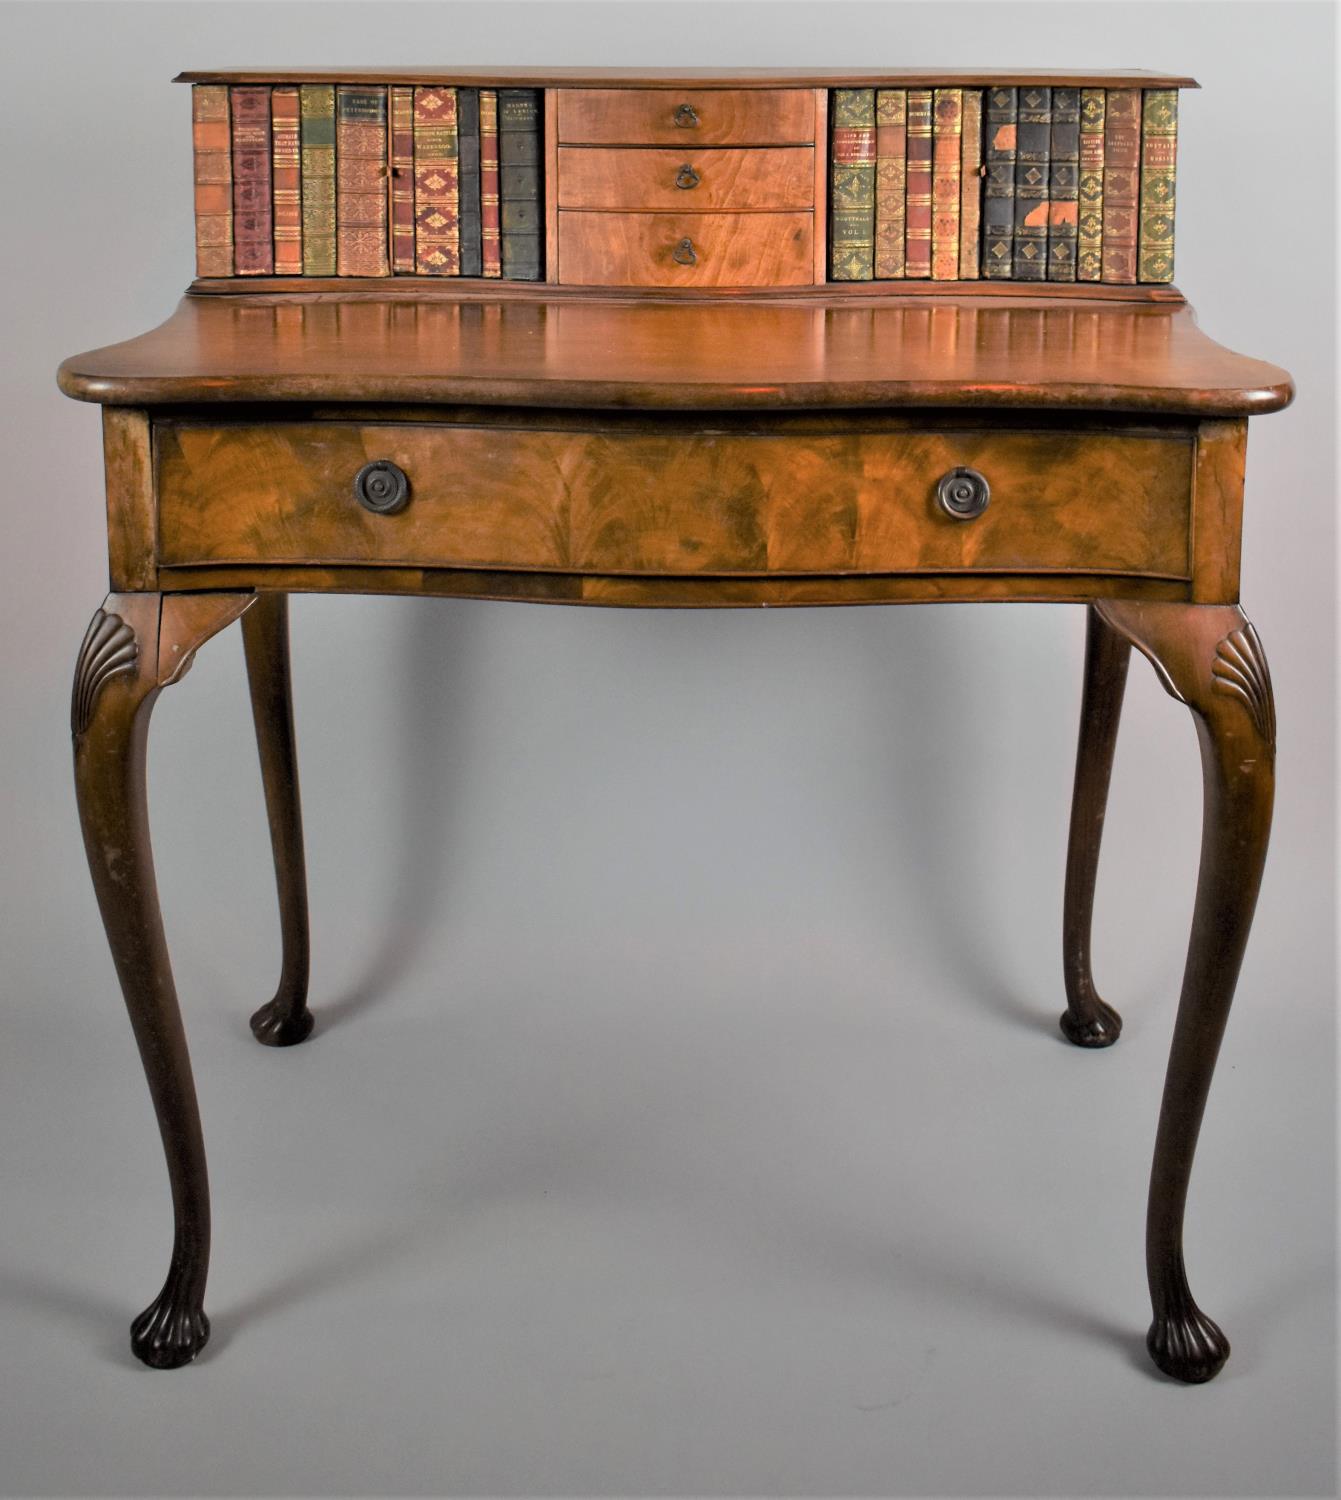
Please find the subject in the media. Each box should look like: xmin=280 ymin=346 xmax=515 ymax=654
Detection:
xmin=557 ymin=146 xmax=815 ymax=211
xmin=558 ymin=210 xmax=814 ymax=287
xmin=556 ymin=88 xmax=816 ymax=146
xmin=155 ymin=420 xmax=1193 ymax=582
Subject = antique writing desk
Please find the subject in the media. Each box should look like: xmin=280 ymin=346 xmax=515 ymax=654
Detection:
xmin=58 ymin=68 xmax=1293 ymax=1381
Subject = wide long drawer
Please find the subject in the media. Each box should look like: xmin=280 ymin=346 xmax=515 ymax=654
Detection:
xmin=156 ymin=420 xmax=1193 ymax=579
xmin=555 ymin=88 xmax=816 ymax=146
xmin=556 ymin=146 xmax=815 ymax=211
xmin=558 ymin=210 xmax=814 ymax=287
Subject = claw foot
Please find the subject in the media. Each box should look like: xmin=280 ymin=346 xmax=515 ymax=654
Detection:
xmin=250 ymin=996 xmax=314 ymax=1047
xmin=130 ymin=1285 xmax=211 ymax=1369
xmin=1059 ymin=995 xmax=1123 ymax=1048
xmin=1147 ymin=1302 xmax=1230 ymax=1383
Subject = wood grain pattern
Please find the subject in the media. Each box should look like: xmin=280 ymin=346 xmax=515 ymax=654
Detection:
xmin=176 ymin=68 xmax=1201 ymax=89
xmin=102 ymin=407 xmax=157 ymax=591
xmin=1190 ymin=419 xmax=1247 ymax=603
xmin=556 ymin=147 xmax=815 ymax=211
xmin=558 ymin=210 xmax=814 ymax=287
xmin=557 ymin=88 xmax=816 ymax=146
xmin=60 ymin=295 xmax=1293 ymax=417
xmin=544 ymin=88 xmax=560 ymax=284
xmin=154 ymin=418 xmax=1193 ymax=579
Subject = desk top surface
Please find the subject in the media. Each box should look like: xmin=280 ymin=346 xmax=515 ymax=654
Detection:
xmin=59 ymin=293 xmax=1292 ymax=419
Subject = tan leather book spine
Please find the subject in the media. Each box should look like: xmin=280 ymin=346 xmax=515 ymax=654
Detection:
xmin=191 ymin=85 xmax=233 ymax=277
xmin=336 ymin=85 xmax=390 ymax=277
xmin=931 ymin=88 xmax=962 ymax=280
xmin=270 ymin=87 xmax=302 ymax=275
xmin=389 ymin=86 xmax=416 ymax=273
xmin=958 ymin=89 xmax=982 ymax=278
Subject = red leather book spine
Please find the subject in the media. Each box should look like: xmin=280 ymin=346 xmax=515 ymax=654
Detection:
xmin=480 ymin=89 xmax=502 ymax=278
xmin=873 ymin=90 xmax=906 ymax=279
xmin=931 ymin=88 xmax=962 ymax=280
xmin=191 ymin=85 xmax=232 ymax=278
xmin=389 ymin=86 xmax=416 ymax=273
xmin=904 ymin=89 xmax=933 ymax=278
xmin=230 ymin=85 xmax=273 ymax=275
xmin=336 ymin=85 xmax=390 ymax=277
xmin=270 ymin=87 xmax=302 ymax=275
xmin=413 ymin=86 xmax=460 ymax=274
xmin=1101 ymin=88 xmax=1140 ymax=284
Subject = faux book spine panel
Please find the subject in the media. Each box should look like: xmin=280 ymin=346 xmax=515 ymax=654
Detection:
xmin=336 ymin=85 xmax=389 ymax=276
xmin=191 ymin=85 xmax=232 ymax=277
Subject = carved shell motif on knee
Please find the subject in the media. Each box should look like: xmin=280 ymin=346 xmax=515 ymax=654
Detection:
xmin=1210 ymin=623 xmax=1276 ymax=752
xmin=71 ymin=608 xmax=138 ymax=737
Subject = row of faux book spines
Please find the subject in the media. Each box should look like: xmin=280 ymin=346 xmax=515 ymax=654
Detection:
xmin=191 ymin=84 xmax=542 ymax=280
xmin=828 ymin=86 xmax=1178 ymax=284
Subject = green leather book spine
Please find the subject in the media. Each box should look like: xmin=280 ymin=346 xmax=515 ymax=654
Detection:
xmin=1076 ymin=89 xmax=1105 ymax=282
xmin=1138 ymin=89 xmax=1177 ymax=283
xmin=457 ymin=88 xmax=483 ymax=277
xmin=499 ymin=88 xmax=542 ymax=280
xmin=299 ymin=85 xmax=336 ymax=277
xmin=829 ymin=88 xmax=876 ymax=280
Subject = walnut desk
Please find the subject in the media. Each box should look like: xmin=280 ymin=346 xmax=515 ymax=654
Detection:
xmin=59 ymin=279 xmax=1291 ymax=1381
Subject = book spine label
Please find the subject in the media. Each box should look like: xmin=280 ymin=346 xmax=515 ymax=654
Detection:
xmin=931 ymin=88 xmax=962 ymax=280
xmin=904 ymin=89 xmax=933 ymax=278
xmin=299 ymin=84 xmax=336 ymax=276
xmin=1046 ymin=87 xmax=1080 ymax=281
xmin=873 ymin=90 xmax=907 ymax=279
xmin=191 ymin=85 xmax=232 ymax=277
xmin=231 ymin=86 xmax=273 ymax=275
xmin=457 ymin=88 xmax=483 ymax=276
xmin=958 ymin=89 xmax=982 ymax=279
xmin=981 ymin=87 xmax=1016 ymax=280
xmin=480 ymin=89 xmax=502 ymax=278
xmin=1013 ymin=86 xmax=1050 ymax=280
xmin=1138 ymin=89 xmax=1177 ymax=283
xmin=1101 ymin=89 xmax=1141 ymax=283
xmin=1077 ymin=89 xmax=1105 ymax=282
xmin=829 ymin=89 xmax=876 ymax=281
xmin=389 ymin=86 xmax=416 ymax=273
xmin=499 ymin=88 xmax=542 ymax=280
xmin=336 ymin=85 xmax=390 ymax=276
xmin=271 ymin=87 xmax=302 ymax=275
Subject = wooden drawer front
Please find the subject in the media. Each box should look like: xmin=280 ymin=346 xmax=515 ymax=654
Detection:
xmin=558 ymin=210 xmax=813 ymax=287
xmin=556 ymin=88 xmax=815 ymax=146
xmin=557 ymin=146 xmax=815 ymax=211
xmin=157 ymin=422 xmax=1192 ymax=580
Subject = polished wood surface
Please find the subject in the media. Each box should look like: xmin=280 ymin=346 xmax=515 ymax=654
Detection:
xmin=175 ymin=67 xmax=1200 ymax=88
xmin=155 ymin=416 xmax=1194 ymax=579
xmin=556 ymin=146 xmax=816 ymax=211
xmin=58 ymin=294 xmax=1293 ymax=416
xmin=556 ymin=86 xmax=816 ymax=146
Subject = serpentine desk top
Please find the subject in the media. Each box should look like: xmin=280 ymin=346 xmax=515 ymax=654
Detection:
xmin=59 ymin=291 xmax=1292 ymax=416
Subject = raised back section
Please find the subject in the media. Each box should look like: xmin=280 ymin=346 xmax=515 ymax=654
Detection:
xmin=178 ymin=67 xmax=1196 ymax=298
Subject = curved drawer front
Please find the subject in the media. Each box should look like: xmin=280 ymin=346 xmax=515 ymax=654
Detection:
xmin=558 ymin=210 xmax=814 ymax=287
xmin=155 ymin=420 xmax=1193 ymax=579
xmin=556 ymin=146 xmax=815 ymax=212
xmin=555 ymin=88 xmax=816 ymax=146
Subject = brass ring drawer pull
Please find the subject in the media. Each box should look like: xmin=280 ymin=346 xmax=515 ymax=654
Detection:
xmin=675 ymin=163 xmax=701 ymax=190
xmin=672 ymin=237 xmax=698 ymax=266
xmin=936 ymin=466 xmax=990 ymax=520
xmin=674 ymin=102 xmax=700 ymax=128
xmin=353 ymin=459 xmax=410 ymax=515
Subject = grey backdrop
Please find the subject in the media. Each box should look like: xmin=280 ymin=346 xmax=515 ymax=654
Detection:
xmin=0 ymin=2 xmax=1334 ymax=1496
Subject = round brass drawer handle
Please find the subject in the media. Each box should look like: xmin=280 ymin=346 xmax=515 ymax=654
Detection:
xmin=672 ymin=237 xmax=698 ymax=266
xmin=353 ymin=459 xmax=410 ymax=515
xmin=675 ymin=163 xmax=701 ymax=190
xmin=674 ymin=102 xmax=700 ymax=128
xmin=936 ymin=466 xmax=990 ymax=520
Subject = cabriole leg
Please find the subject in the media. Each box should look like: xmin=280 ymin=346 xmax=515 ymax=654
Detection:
xmin=1096 ymin=600 xmax=1276 ymax=1383
xmin=1060 ymin=604 xmax=1132 ymax=1047
xmin=242 ymin=594 xmax=313 ymax=1046
xmin=72 ymin=591 xmax=254 ymax=1368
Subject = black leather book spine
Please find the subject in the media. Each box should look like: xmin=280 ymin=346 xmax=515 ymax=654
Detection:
xmin=499 ymin=87 xmax=542 ymax=280
xmin=457 ymin=87 xmax=482 ymax=277
xmin=981 ymin=86 xmax=1016 ymax=279
xmin=1046 ymin=87 xmax=1080 ymax=280
xmin=1012 ymin=86 xmax=1050 ymax=280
